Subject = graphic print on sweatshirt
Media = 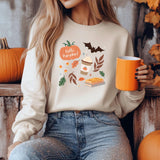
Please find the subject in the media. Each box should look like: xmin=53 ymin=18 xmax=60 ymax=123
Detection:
xmin=58 ymin=40 xmax=105 ymax=87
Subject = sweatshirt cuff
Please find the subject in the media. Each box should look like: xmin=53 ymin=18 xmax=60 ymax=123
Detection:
xmin=126 ymin=88 xmax=145 ymax=100
xmin=13 ymin=130 xmax=31 ymax=143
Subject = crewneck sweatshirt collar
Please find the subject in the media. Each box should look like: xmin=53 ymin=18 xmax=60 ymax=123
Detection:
xmin=65 ymin=16 xmax=106 ymax=31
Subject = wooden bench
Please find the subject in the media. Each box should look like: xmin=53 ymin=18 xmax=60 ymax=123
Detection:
xmin=0 ymin=84 xmax=160 ymax=160
xmin=0 ymin=84 xmax=23 ymax=160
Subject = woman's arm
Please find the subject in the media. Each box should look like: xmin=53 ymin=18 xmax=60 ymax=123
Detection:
xmin=8 ymin=47 xmax=47 ymax=158
xmin=114 ymin=89 xmax=145 ymax=118
xmin=12 ymin=48 xmax=47 ymax=143
xmin=114 ymin=32 xmax=154 ymax=118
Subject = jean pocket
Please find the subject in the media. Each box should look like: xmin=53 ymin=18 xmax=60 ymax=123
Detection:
xmin=92 ymin=111 xmax=121 ymax=127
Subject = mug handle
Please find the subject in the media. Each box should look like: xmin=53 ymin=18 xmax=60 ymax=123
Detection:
xmin=140 ymin=59 xmax=145 ymax=66
xmin=141 ymin=60 xmax=150 ymax=69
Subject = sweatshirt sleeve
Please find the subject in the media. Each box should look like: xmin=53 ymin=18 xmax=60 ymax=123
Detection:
xmin=114 ymin=32 xmax=145 ymax=118
xmin=12 ymin=48 xmax=47 ymax=143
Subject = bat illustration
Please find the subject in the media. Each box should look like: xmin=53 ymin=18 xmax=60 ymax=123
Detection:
xmin=84 ymin=42 xmax=104 ymax=53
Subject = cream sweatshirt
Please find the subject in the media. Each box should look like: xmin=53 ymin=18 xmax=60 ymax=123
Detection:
xmin=12 ymin=17 xmax=145 ymax=143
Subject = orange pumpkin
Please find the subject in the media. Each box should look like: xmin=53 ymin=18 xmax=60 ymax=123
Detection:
xmin=60 ymin=40 xmax=81 ymax=60
xmin=0 ymin=38 xmax=25 ymax=83
xmin=137 ymin=130 xmax=160 ymax=160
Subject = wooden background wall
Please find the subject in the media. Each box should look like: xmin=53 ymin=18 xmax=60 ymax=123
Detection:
xmin=0 ymin=0 xmax=40 ymax=48
xmin=0 ymin=0 xmax=159 ymax=159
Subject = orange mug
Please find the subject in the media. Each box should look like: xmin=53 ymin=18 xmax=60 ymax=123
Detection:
xmin=116 ymin=56 xmax=143 ymax=91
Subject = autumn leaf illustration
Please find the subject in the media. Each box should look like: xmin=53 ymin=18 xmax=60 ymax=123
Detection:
xmin=145 ymin=11 xmax=160 ymax=27
xmin=93 ymin=55 xmax=104 ymax=72
xmin=59 ymin=76 xmax=66 ymax=86
xmin=68 ymin=72 xmax=77 ymax=85
xmin=99 ymin=71 xmax=105 ymax=77
xmin=72 ymin=60 xmax=79 ymax=68
xmin=149 ymin=44 xmax=160 ymax=61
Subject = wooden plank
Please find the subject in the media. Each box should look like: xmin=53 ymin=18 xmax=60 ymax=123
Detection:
xmin=0 ymin=96 xmax=20 ymax=160
xmin=145 ymin=85 xmax=160 ymax=97
xmin=0 ymin=84 xmax=22 ymax=96
xmin=5 ymin=97 xmax=19 ymax=148
xmin=0 ymin=84 xmax=159 ymax=97
xmin=133 ymin=96 xmax=160 ymax=157
xmin=0 ymin=97 xmax=7 ymax=159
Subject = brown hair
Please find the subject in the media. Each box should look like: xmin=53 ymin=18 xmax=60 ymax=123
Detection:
xmin=25 ymin=0 xmax=119 ymax=93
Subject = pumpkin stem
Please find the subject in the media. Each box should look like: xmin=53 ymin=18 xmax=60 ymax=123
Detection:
xmin=67 ymin=40 xmax=71 ymax=46
xmin=72 ymin=41 xmax=75 ymax=45
xmin=0 ymin=37 xmax=10 ymax=49
xmin=63 ymin=43 xmax=67 ymax=46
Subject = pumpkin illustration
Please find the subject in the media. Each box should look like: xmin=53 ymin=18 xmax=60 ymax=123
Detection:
xmin=60 ymin=40 xmax=81 ymax=60
xmin=0 ymin=37 xmax=25 ymax=83
xmin=137 ymin=130 xmax=160 ymax=160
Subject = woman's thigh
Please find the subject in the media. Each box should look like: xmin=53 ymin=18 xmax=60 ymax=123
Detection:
xmin=83 ymin=138 xmax=132 ymax=160
xmin=82 ymin=111 xmax=133 ymax=160
xmin=9 ymin=137 xmax=76 ymax=160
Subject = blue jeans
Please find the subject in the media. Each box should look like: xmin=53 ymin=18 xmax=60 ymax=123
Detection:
xmin=9 ymin=111 xmax=133 ymax=160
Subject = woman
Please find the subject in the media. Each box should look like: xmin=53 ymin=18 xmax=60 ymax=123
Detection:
xmin=8 ymin=0 xmax=154 ymax=159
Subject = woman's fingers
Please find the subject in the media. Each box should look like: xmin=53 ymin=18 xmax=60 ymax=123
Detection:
xmin=136 ymin=64 xmax=149 ymax=71
xmin=135 ymin=65 xmax=154 ymax=80
xmin=136 ymin=69 xmax=149 ymax=75
xmin=138 ymin=79 xmax=155 ymax=84
xmin=136 ymin=68 xmax=154 ymax=76
xmin=135 ymin=64 xmax=155 ymax=90
xmin=135 ymin=74 xmax=153 ymax=80
xmin=136 ymin=68 xmax=153 ymax=75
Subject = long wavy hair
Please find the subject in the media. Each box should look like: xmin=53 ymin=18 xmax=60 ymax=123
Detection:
xmin=25 ymin=0 xmax=119 ymax=93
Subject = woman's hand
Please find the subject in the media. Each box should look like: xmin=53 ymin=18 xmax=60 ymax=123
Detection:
xmin=135 ymin=64 xmax=155 ymax=91
xmin=8 ymin=141 xmax=22 ymax=159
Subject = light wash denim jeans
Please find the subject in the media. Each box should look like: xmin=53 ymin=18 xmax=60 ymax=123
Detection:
xmin=9 ymin=111 xmax=133 ymax=160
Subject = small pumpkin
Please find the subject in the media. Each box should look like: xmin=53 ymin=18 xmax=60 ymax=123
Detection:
xmin=60 ymin=40 xmax=81 ymax=60
xmin=137 ymin=130 xmax=160 ymax=160
xmin=0 ymin=37 xmax=25 ymax=83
